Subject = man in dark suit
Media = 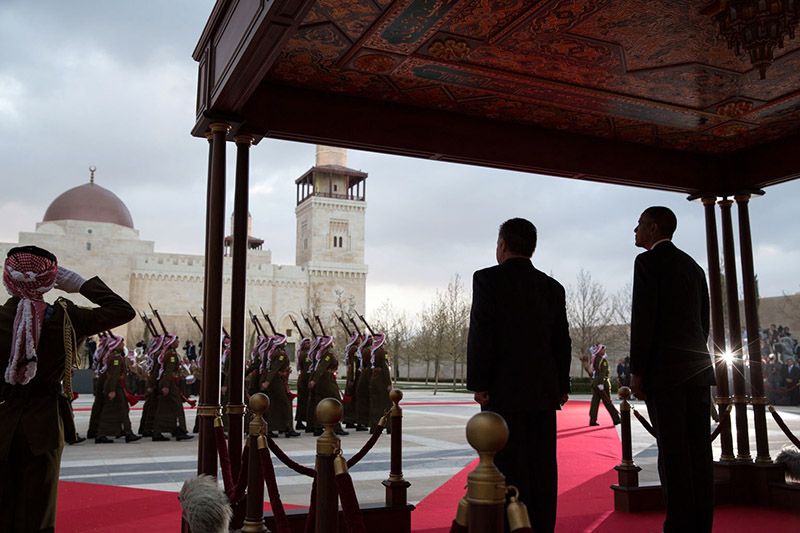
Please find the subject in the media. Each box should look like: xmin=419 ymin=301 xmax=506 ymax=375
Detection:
xmin=467 ymin=218 xmax=572 ymax=532
xmin=0 ymin=245 xmax=136 ymax=532
xmin=629 ymin=206 xmax=716 ymax=533
xmin=782 ymin=358 xmax=800 ymax=405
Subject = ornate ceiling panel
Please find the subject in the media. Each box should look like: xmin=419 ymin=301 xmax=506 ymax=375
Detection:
xmin=262 ymin=0 xmax=800 ymax=155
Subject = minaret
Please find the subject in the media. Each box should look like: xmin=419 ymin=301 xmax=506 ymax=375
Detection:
xmin=295 ymin=145 xmax=367 ymax=266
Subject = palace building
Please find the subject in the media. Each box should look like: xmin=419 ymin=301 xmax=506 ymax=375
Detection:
xmin=0 ymin=146 xmax=368 ymax=356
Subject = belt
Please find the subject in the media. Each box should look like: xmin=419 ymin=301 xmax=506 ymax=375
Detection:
xmin=373 ymin=368 xmax=383 ymax=373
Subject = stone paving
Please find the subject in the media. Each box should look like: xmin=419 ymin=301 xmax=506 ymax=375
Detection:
xmin=61 ymin=389 xmax=800 ymax=506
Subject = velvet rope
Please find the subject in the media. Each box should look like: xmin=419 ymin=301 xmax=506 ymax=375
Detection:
xmin=631 ymin=407 xmax=656 ymax=438
xmin=335 ymin=471 xmax=367 ymax=533
xmin=214 ymin=423 xmax=235 ymax=498
xmin=304 ymin=475 xmax=317 ymax=533
xmin=709 ymin=404 xmax=732 ymax=443
xmin=231 ymin=442 xmax=250 ymax=503
xmin=346 ymin=422 xmax=385 ymax=468
xmin=449 ymin=522 xmax=468 ymax=533
xmin=266 ymin=435 xmax=316 ymax=477
xmin=768 ymin=404 xmax=800 ymax=449
xmin=258 ymin=446 xmax=292 ymax=533
xmin=764 ymin=382 xmax=800 ymax=393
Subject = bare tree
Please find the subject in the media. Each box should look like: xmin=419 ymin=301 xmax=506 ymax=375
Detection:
xmin=566 ymin=269 xmax=612 ymax=371
xmin=605 ymin=283 xmax=632 ymax=361
xmin=371 ymin=299 xmax=413 ymax=383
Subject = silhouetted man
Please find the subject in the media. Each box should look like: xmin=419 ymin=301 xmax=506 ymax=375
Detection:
xmin=629 ymin=206 xmax=716 ymax=533
xmin=467 ymin=218 xmax=571 ymax=532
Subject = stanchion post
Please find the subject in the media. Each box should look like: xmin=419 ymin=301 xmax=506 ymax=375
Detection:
xmin=465 ymin=412 xmax=508 ymax=533
xmin=383 ymin=389 xmax=411 ymax=505
xmin=615 ymin=387 xmax=641 ymax=486
xmin=316 ymin=398 xmax=343 ymax=533
xmin=242 ymin=393 xmax=269 ymax=533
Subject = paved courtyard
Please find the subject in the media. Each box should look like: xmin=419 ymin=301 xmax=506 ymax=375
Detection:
xmin=61 ymin=389 xmax=800 ymax=506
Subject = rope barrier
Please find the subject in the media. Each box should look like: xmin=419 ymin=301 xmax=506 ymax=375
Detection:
xmin=214 ymin=422 xmax=235 ymax=498
xmin=764 ymin=382 xmax=800 ymax=393
xmin=631 ymin=407 xmax=656 ymax=438
xmin=334 ymin=453 xmax=367 ymax=533
xmin=347 ymin=419 xmax=386 ymax=469
xmin=266 ymin=435 xmax=316 ymax=477
xmin=304 ymin=475 xmax=317 ymax=533
xmin=258 ymin=442 xmax=292 ymax=533
xmin=768 ymin=403 xmax=800 ymax=449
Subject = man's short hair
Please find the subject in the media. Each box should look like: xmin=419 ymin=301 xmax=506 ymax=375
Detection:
xmin=642 ymin=206 xmax=678 ymax=239
xmin=498 ymin=218 xmax=538 ymax=257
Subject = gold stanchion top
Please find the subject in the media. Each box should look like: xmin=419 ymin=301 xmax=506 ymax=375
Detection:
xmin=466 ymin=411 xmax=508 ymax=454
xmin=249 ymin=393 xmax=270 ymax=414
xmin=390 ymin=389 xmax=403 ymax=405
xmin=618 ymin=386 xmax=631 ymax=401
xmin=316 ymin=398 xmax=343 ymax=426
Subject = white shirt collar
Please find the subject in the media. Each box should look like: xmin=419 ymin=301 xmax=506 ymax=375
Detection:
xmin=650 ymin=238 xmax=671 ymax=250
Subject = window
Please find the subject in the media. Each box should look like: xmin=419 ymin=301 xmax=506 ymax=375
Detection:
xmin=338 ymin=236 xmax=343 ymax=248
xmin=86 ymin=242 xmax=91 ymax=251
xmin=286 ymin=328 xmax=293 ymax=337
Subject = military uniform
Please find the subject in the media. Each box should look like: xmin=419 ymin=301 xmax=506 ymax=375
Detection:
xmin=96 ymin=344 xmax=139 ymax=441
xmin=356 ymin=337 xmax=373 ymax=429
xmin=309 ymin=337 xmax=347 ymax=436
xmin=138 ymin=337 xmax=163 ymax=436
xmin=294 ymin=338 xmax=312 ymax=430
xmin=261 ymin=336 xmax=295 ymax=435
xmin=368 ymin=334 xmax=392 ymax=431
xmin=342 ymin=334 xmax=360 ymax=427
xmin=153 ymin=341 xmax=192 ymax=440
xmin=589 ymin=345 xmax=620 ymax=426
xmin=86 ymin=339 xmax=108 ymax=438
xmin=0 ymin=275 xmax=135 ymax=532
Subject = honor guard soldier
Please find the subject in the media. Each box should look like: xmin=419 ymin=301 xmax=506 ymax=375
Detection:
xmin=86 ymin=334 xmax=110 ymax=439
xmin=0 ymin=246 xmax=135 ymax=532
xmin=355 ymin=334 xmax=373 ymax=431
xmin=588 ymin=343 xmax=620 ymax=427
xmin=294 ymin=337 xmax=312 ymax=431
xmin=342 ymin=332 xmax=361 ymax=429
xmin=261 ymin=334 xmax=300 ymax=438
xmin=138 ymin=334 xmax=164 ymax=437
xmin=309 ymin=335 xmax=348 ymax=437
xmin=369 ymin=332 xmax=393 ymax=432
xmin=152 ymin=334 xmax=193 ymax=441
xmin=95 ymin=334 xmax=141 ymax=443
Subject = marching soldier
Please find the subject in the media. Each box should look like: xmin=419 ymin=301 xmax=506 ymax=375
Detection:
xmin=87 ymin=334 xmax=109 ymax=439
xmin=152 ymin=335 xmax=193 ymax=441
xmin=294 ymin=337 xmax=312 ymax=432
xmin=0 ymin=246 xmax=135 ymax=532
xmin=305 ymin=337 xmax=322 ymax=434
xmin=139 ymin=334 xmax=164 ymax=437
xmin=369 ymin=332 xmax=392 ymax=432
xmin=355 ymin=334 xmax=373 ymax=431
xmin=342 ymin=332 xmax=361 ymax=429
xmin=588 ymin=343 xmax=620 ymax=426
xmin=244 ymin=335 xmax=268 ymax=431
xmin=261 ymin=334 xmax=299 ymax=438
xmin=309 ymin=336 xmax=348 ymax=437
xmin=220 ymin=335 xmax=231 ymax=430
xmin=95 ymin=335 xmax=141 ymax=443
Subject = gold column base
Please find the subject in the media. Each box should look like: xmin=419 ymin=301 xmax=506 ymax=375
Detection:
xmin=755 ymin=456 xmax=773 ymax=464
xmin=719 ymin=454 xmax=736 ymax=462
xmin=241 ymin=518 xmax=267 ymax=533
xmin=736 ymin=454 xmax=753 ymax=462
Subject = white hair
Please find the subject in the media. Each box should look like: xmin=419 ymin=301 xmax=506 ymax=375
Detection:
xmin=178 ymin=475 xmax=232 ymax=533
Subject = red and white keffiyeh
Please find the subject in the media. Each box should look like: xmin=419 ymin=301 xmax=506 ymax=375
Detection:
xmin=357 ymin=335 xmax=373 ymax=365
xmin=157 ymin=334 xmax=179 ymax=379
xmin=267 ymin=334 xmax=287 ymax=366
xmin=370 ymin=332 xmax=386 ymax=365
xmin=3 ymin=250 xmax=58 ymax=385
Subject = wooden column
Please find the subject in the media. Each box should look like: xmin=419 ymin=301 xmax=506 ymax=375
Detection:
xmin=228 ymin=135 xmax=254 ymax=478
xmin=701 ymin=196 xmax=735 ymax=461
xmin=735 ymin=193 xmax=771 ymax=463
xmin=718 ymin=198 xmax=751 ymax=462
xmin=198 ymin=122 xmax=230 ymax=477
xmin=243 ymin=394 xmax=268 ymax=533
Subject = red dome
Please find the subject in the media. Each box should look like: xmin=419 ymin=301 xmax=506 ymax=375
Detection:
xmin=43 ymin=182 xmax=134 ymax=228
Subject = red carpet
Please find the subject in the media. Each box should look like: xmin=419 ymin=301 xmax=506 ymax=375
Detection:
xmin=411 ymin=400 xmax=800 ymax=532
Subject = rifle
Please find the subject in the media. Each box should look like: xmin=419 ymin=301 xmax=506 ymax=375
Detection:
xmin=315 ymin=315 xmax=327 ymax=336
xmin=336 ymin=313 xmax=352 ymax=336
xmin=222 ymin=326 xmax=230 ymax=338
xmin=140 ymin=312 xmax=157 ymax=336
xmin=290 ymin=315 xmax=306 ymax=339
xmin=187 ymin=311 xmax=203 ymax=334
xmin=260 ymin=307 xmax=278 ymax=336
xmin=349 ymin=315 xmax=362 ymax=336
xmin=249 ymin=310 xmax=268 ymax=337
xmin=149 ymin=303 xmax=169 ymax=335
xmin=302 ymin=313 xmax=318 ymax=338
xmin=359 ymin=314 xmax=375 ymax=336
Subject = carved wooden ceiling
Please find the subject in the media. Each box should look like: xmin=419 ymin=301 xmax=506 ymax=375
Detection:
xmin=193 ymin=0 xmax=800 ymax=193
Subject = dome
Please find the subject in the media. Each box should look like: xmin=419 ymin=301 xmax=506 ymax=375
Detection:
xmin=43 ymin=180 xmax=134 ymax=229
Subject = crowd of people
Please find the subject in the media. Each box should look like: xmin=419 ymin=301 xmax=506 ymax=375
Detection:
xmin=763 ymin=324 xmax=800 ymax=405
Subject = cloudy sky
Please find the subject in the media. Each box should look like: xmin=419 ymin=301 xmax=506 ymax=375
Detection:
xmin=1 ymin=0 xmax=798 ymax=322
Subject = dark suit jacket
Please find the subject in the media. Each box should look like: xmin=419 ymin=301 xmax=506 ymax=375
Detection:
xmin=629 ymin=241 xmax=715 ymax=392
xmin=0 ymin=277 xmax=135 ymax=458
xmin=467 ymin=257 xmax=572 ymax=412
